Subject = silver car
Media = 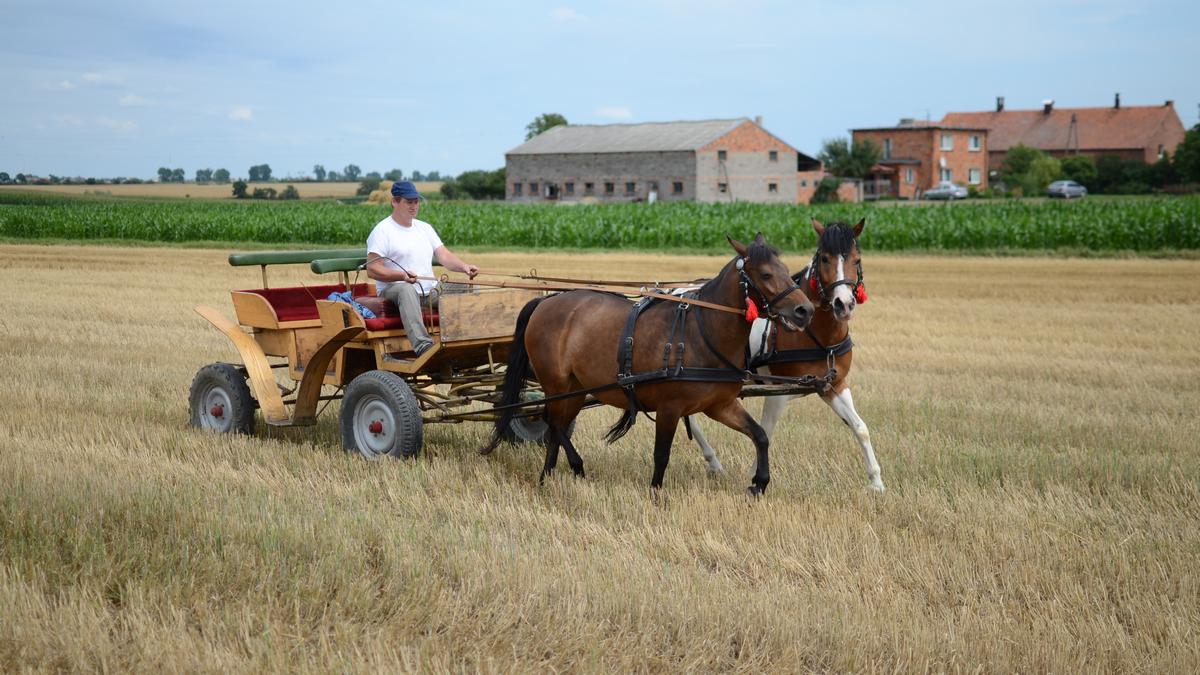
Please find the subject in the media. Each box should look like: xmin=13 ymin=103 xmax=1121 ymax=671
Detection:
xmin=923 ymin=181 xmax=969 ymax=200
xmin=1046 ymin=180 xmax=1087 ymax=199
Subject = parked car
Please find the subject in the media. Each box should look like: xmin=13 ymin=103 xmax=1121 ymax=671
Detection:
xmin=1046 ymin=180 xmax=1088 ymax=199
xmin=922 ymin=181 xmax=969 ymax=200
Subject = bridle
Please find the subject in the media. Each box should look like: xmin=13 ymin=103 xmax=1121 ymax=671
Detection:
xmin=735 ymin=257 xmax=801 ymax=321
xmin=806 ymin=248 xmax=864 ymax=308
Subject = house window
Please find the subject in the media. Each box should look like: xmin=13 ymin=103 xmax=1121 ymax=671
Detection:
xmin=768 ymin=183 xmax=778 ymax=193
xmin=941 ymin=134 xmax=953 ymax=151
xmin=584 ymin=182 xmax=594 ymax=195
xmin=625 ymin=182 xmax=636 ymax=195
xmin=718 ymin=182 xmax=728 ymax=193
xmin=969 ymin=135 xmax=981 ymax=151
xmin=1159 ymin=144 xmax=1166 ymax=159
xmin=800 ymin=180 xmax=808 ymax=187
xmin=969 ymin=168 xmax=981 ymax=185
xmin=769 ymin=150 xmax=778 ymax=162
xmin=940 ymin=168 xmax=952 ymax=182
xmin=883 ymin=139 xmax=892 ymax=160
xmin=672 ymin=181 xmax=683 ymax=194
xmin=565 ymin=182 xmax=574 ymax=195
xmin=529 ymin=182 xmax=538 ymax=196
xmin=905 ymin=168 xmax=914 ymax=185
xmin=604 ymin=182 xmax=614 ymax=195
xmin=513 ymin=183 xmax=522 ymax=196
xmin=718 ymin=150 xmax=727 ymax=161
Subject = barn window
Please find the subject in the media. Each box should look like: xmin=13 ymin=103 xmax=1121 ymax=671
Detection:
xmin=625 ymin=182 xmax=635 ymax=195
xmin=672 ymin=181 xmax=683 ymax=194
xmin=513 ymin=183 xmax=522 ymax=195
xmin=529 ymin=182 xmax=538 ymax=196
xmin=584 ymin=182 xmax=594 ymax=195
xmin=769 ymin=150 xmax=778 ymax=162
xmin=768 ymin=183 xmax=778 ymax=193
xmin=604 ymin=182 xmax=614 ymax=195
xmin=565 ymin=182 xmax=575 ymax=195
xmin=718 ymin=150 xmax=727 ymax=161
xmin=718 ymin=182 xmax=727 ymax=193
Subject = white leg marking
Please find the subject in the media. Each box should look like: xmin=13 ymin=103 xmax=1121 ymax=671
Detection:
xmin=686 ymin=415 xmax=724 ymax=474
xmin=824 ymin=388 xmax=885 ymax=492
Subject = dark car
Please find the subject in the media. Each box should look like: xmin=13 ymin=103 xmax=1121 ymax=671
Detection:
xmin=1046 ymin=180 xmax=1087 ymax=199
xmin=923 ymin=181 xmax=969 ymax=200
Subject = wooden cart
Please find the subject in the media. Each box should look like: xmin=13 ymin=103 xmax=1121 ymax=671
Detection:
xmin=189 ymin=248 xmax=546 ymax=457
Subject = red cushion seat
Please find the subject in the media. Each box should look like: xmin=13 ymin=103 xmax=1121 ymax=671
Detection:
xmin=244 ymin=283 xmax=372 ymax=322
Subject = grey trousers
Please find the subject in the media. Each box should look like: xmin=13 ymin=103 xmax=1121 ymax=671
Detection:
xmin=380 ymin=283 xmax=440 ymax=350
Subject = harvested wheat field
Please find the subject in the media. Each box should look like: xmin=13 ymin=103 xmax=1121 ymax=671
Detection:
xmin=1 ymin=243 xmax=1198 ymax=672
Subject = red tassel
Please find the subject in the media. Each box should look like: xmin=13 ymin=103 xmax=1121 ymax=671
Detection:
xmin=744 ymin=298 xmax=759 ymax=322
xmin=855 ymin=285 xmax=868 ymax=304
xmin=809 ymin=277 xmax=818 ymax=292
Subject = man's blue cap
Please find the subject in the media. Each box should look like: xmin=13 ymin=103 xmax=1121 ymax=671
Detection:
xmin=391 ymin=180 xmax=421 ymax=199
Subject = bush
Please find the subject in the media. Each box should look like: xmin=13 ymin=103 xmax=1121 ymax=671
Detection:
xmin=251 ymin=187 xmax=277 ymax=200
xmin=279 ymin=185 xmax=300 ymax=200
xmin=811 ymin=177 xmax=840 ymax=204
xmin=231 ymin=180 xmax=248 ymax=199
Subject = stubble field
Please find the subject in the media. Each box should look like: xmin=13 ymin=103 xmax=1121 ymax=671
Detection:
xmin=1 ymin=243 xmax=1198 ymax=672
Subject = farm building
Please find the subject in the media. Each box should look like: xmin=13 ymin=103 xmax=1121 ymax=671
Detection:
xmin=942 ymin=95 xmax=1186 ymax=169
xmin=851 ymin=121 xmax=990 ymax=200
xmin=505 ymin=118 xmax=821 ymax=204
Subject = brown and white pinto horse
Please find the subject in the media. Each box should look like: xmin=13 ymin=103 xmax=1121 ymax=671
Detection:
xmin=483 ymin=234 xmax=814 ymax=495
xmin=686 ymin=219 xmax=885 ymax=492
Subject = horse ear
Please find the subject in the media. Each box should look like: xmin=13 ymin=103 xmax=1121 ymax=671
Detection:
xmin=753 ymin=232 xmax=767 ymax=246
xmin=853 ymin=218 xmax=865 ymax=238
xmin=811 ymin=219 xmax=825 ymax=236
xmin=726 ymin=234 xmax=748 ymax=258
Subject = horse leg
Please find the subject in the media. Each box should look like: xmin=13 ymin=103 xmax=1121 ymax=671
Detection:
xmin=650 ymin=412 xmax=682 ymax=489
xmin=704 ymin=399 xmax=770 ymax=496
xmin=683 ymin=415 xmax=725 ymax=474
xmin=823 ymin=388 xmax=884 ymax=492
xmin=552 ymin=395 xmax=587 ymax=478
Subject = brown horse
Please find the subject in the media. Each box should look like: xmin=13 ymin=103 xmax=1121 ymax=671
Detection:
xmin=686 ymin=219 xmax=885 ymax=491
xmin=483 ymin=234 xmax=814 ymax=495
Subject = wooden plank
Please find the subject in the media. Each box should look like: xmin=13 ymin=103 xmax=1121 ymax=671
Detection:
xmin=230 ymin=291 xmax=280 ymax=329
xmin=438 ymin=289 xmax=541 ymax=342
xmin=194 ymin=305 xmax=290 ymax=426
xmin=291 ymin=326 xmax=364 ymax=425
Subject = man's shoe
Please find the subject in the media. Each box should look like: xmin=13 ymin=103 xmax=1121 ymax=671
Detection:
xmin=413 ymin=341 xmax=433 ymax=357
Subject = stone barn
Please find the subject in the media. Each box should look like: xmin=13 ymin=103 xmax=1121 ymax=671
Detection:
xmin=506 ymin=117 xmax=807 ymax=204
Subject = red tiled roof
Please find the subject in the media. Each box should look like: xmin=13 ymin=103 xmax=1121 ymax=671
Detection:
xmin=941 ymin=104 xmax=1181 ymax=153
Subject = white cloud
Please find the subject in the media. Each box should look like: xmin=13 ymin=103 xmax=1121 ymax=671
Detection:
xmin=550 ymin=7 xmax=584 ymax=21
xmin=596 ymin=106 xmax=632 ymax=120
xmin=81 ymin=72 xmax=125 ymax=86
xmin=96 ymin=117 xmax=137 ymax=132
xmin=119 ymin=94 xmax=149 ymax=107
xmin=229 ymin=106 xmax=254 ymax=122
xmin=59 ymin=80 xmax=77 ymax=90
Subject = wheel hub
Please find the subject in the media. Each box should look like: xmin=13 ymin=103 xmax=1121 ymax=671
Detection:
xmin=210 ymin=404 xmax=225 ymax=418
xmin=368 ymin=420 xmax=384 ymax=435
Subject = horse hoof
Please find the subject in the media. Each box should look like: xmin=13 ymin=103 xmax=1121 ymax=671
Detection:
xmin=745 ymin=485 xmax=764 ymax=498
xmin=868 ymin=480 xmax=886 ymax=493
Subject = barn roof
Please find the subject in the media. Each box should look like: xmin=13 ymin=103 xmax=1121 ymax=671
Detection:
xmin=507 ymin=118 xmax=750 ymax=155
xmin=940 ymin=104 xmax=1182 ymax=153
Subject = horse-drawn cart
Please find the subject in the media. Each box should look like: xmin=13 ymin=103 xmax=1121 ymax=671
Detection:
xmin=189 ymin=249 xmax=548 ymax=457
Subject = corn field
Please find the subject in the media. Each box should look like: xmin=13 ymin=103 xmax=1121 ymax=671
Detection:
xmin=2 ymin=192 xmax=1198 ymax=251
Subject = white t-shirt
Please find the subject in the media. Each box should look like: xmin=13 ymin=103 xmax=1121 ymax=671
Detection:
xmin=366 ymin=216 xmax=444 ymax=295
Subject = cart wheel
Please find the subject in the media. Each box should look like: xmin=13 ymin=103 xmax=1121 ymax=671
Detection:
xmin=507 ymin=390 xmax=575 ymax=444
xmin=189 ymin=363 xmax=256 ymax=435
xmin=340 ymin=370 xmax=423 ymax=459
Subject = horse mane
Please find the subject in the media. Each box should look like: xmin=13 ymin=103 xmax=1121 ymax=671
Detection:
xmin=818 ymin=222 xmax=859 ymax=258
xmin=697 ymin=239 xmax=779 ymax=299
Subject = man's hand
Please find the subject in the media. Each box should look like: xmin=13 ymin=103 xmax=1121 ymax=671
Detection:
xmin=463 ymin=264 xmax=479 ymax=279
xmin=404 ymin=270 xmax=419 ymax=283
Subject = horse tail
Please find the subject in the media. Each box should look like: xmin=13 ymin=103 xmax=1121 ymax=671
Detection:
xmin=604 ymin=406 xmax=638 ymax=444
xmin=480 ymin=295 xmax=546 ymax=455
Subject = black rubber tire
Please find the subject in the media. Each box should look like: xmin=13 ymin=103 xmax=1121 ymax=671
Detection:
xmin=340 ymin=370 xmax=423 ymax=459
xmin=189 ymin=363 xmax=257 ymax=435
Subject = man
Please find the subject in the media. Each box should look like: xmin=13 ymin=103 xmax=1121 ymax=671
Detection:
xmin=365 ymin=181 xmax=478 ymax=356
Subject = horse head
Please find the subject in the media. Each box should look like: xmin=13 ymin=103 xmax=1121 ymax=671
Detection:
xmin=808 ymin=219 xmax=866 ymax=322
xmin=727 ymin=232 xmax=813 ymax=331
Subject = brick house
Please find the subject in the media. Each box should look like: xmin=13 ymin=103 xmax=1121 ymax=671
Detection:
xmin=941 ymin=96 xmax=1187 ymax=169
xmin=505 ymin=118 xmax=811 ymax=204
xmin=851 ymin=121 xmax=990 ymax=199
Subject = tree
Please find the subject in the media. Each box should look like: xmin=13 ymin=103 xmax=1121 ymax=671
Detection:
xmin=364 ymin=171 xmax=381 ymax=182
xmin=15 ymin=173 xmax=26 ymax=183
xmin=171 ymin=168 xmax=185 ymax=183
xmin=817 ymin=137 xmax=881 ymax=179
xmin=1174 ymin=123 xmax=1200 ymax=183
xmin=452 ymin=168 xmax=506 ymax=199
xmin=279 ymin=185 xmax=300 ymax=200
xmin=1024 ymin=155 xmax=1061 ymax=194
xmin=213 ymin=168 xmax=230 ymax=183
xmin=811 ymin=176 xmax=841 ymax=204
xmin=440 ymin=181 xmax=464 ymax=200
xmin=327 ymin=170 xmax=341 ymax=181
xmin=231 ymin=180 xmax=248 ymax=199
xmin=343 ymin=164 xmax=361 ymax=181
xmin=427 ymin=170 xmax=441 ymax=181
xmin=313 ymin=164 xmax=326 ymax=182
xmin=384 ymin=169 xmax=403 ymax=181
xmin=356 ymin=178 xmax=382 ymax=197
xmin=195 ymin=168 xmax=213 ymax=183
xmin=248 ymin=164 xmax=273 ymax=181
xmin=157 ymin=167 xmax=173 ymax=183
xmin=1059 ymin=155 xmax=1097 ymax=188
xmin=251 ymin=187 xmax=277 ymax=200
xmin=411 ymin=170 xmax=425 ymax=181
xmin=1000 ymin=144 xmax=1042 ymax=184
xmin=525 ymin=113 xmax=568 ymax=140
xmin=0 ymin=172 xmax=9 ymax=184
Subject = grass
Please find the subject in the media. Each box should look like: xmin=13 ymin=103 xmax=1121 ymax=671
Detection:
xmin=1 ymin=244 xmax=1198 ymax=671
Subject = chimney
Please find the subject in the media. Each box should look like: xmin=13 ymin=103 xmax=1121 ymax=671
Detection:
xmin=1114 ymin=93 xmax=1121 ymax=109
xmin=754 ymin=115 xmax=763 ymax=126
xmin=996 ymin=96 xmax=1005 ymax=112
xmin=1164 ymin=100 xmax=1174 ymax=107
xmin=1043 ymin=100 xmax=1054 ymax=115
xmin=898 ymin=117 xmax=915 ymax=126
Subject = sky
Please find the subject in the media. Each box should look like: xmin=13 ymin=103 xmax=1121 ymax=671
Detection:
xmin=2 ymin=0 xmax=1197 ymax=180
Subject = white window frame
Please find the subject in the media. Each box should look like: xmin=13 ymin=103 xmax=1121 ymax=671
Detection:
xmin=969 ymin=135 xmax=981 ymax=151
xmin=940 ymin=168 xmax=952 ymax=182
xmin=968 ymin=168 xmax=981 ymax=185
xmin=941 ymin=134 xmax=953 ymax=151
xmin=883 ymin=138 xmax=892 ymax=160
xmin=905 ymin=168 xmax=914 ymax=185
